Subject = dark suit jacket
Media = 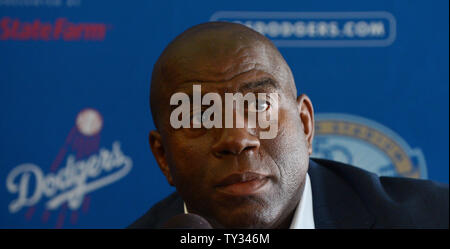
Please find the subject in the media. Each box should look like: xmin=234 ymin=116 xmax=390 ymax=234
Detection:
xmin=129 ymin=158 xmax=449 ymax=229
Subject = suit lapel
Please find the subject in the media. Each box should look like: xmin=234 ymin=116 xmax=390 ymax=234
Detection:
xmin=308 ymin=159 xmax=375 ymax=229
xmin=153 ymin=191 xmax=185 ymax=228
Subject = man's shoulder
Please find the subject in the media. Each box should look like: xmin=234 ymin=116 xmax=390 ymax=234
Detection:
xmin=127 ymin=191 xmax=183 ymax=229
xmin=311 ymin=158 xmax=449 ymax=203
xmin=310 ymin=158 xmax=449 ymax=228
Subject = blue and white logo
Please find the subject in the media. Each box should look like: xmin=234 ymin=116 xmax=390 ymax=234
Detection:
xmin=210 ymin=11 xmax=396 ymax=47
xmin=312 ymin=113 xmax=427 ymax=179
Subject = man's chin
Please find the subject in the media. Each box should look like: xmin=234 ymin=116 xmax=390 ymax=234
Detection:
xmin=210 ymin=206 xmax=274 ymax=229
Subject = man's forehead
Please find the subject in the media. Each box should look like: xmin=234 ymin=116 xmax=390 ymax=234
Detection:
xmin=160 ymin=39 xmax=279 ymax=88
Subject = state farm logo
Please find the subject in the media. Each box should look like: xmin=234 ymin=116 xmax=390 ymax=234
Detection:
xmin=5 ymin=108 xmax=133 ymax=228
xmin=0 ymin=17 xmax=109 ymax=41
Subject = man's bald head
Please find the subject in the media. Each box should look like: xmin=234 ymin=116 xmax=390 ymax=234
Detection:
xmin=149 ymin=21 xmax=297 ymax=130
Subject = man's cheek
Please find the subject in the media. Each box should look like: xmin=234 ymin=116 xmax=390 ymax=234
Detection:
xmin=170 ymin=153 xmax=209 ymax=186
xmin=262 ymin=118 xmax=306 ymax=179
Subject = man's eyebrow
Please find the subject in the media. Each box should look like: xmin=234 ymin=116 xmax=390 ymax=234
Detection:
xmin=238 ymin=78 xmax=279 ymax=92
xmin=172 ymin=77 xmax=279 ymax=94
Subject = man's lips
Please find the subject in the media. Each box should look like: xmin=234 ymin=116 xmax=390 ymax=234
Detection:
xmin=215 ymin=172 xmax=270 ymax=196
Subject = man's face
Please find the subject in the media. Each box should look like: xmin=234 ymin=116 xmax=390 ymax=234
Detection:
xmin=151 ymin=33 xmax=314 ymax=228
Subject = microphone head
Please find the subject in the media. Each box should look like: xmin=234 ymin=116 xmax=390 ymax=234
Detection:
xmin=161 ymin=213 xmax=213 ymax=229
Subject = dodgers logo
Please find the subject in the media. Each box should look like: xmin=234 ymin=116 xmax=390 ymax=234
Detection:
xmin=311 ymin=113 xmax=427 ymax=179
xmin=5 ymin=108 xmax=133 ymax=228
xmin=210 ymin=11 xmax=396 ymax=47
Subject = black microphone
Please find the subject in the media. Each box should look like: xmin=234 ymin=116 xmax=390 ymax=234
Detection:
xmin=161 ymin=213 xmax=213 ymax=229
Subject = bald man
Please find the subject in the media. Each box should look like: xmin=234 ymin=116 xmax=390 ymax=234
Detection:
xmin=129 ymin=22 xmax=448 ymax=229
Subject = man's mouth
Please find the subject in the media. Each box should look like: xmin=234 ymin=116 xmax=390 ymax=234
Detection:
xmin=215 ymin=172 xmax=270 ymax=196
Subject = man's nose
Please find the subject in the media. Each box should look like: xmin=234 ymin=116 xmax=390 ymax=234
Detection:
xmin=211 ymin=126 xmax=260 ymax=157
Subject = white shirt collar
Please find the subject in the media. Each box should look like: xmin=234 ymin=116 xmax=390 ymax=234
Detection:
xmin=289 ymin=173 xmax=315 ymax=229
xmin=183 ymin=173 xmax=315 ymax=229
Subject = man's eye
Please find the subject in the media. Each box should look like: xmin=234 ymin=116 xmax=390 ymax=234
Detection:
xmin=248 ymin=99 xmax=270 ymax=113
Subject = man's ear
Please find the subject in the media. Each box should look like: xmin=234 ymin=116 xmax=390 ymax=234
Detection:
xmin=296 ymin=94 xmax=315 ymax=155
xmin=149 ymin=131 xmax=174 ymax=186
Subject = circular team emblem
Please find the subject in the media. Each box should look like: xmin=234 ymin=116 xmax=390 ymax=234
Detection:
xmin=312 ymin=113 xmax=427 ymax=179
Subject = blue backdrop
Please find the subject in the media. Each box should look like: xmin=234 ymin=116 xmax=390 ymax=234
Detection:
xmin=0 ymin=0 xmax=448 ymax=228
